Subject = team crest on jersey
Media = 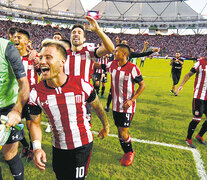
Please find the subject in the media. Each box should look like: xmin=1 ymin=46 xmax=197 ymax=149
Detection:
xmin=75 ymin=95 xmax=82 ymax=103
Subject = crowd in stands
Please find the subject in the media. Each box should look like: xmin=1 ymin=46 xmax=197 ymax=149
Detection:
xmin=0 ymin=19 xmax=207 ymax=58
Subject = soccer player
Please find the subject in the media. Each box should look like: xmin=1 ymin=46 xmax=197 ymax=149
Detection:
xmin=13 ymin=28 xmax=39 ymax=161
xmin=8 ymin=26 xmax=18 ymax=42
xmin=104 ymin=44 xmax=145 ymax=166
xmin=176 ymin=49 xmax=207 ymax=148
xmin=94 ymin=54 xmax=109 ymax=98
xmin=53 ymin=32 xmax=63 ymax=41
xmin=0 ymin=37 xmax=29 ymax=180
xmin=139 ymin=41 xmax=149 ymax=67
xmin=65 ymin=16 xmax=114 ymax=122
xmin=104 ymin=39 xmax=157 ymax=112
xmin=170 ymin=52 xmax=184 ymax=96
xmin=28 ymin=40 xmax=109 ymax=179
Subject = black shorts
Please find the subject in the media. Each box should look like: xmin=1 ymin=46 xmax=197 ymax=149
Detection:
xmin=0 ymin=104 xmax=25 ymax=144
xmin=113 ymin=111 xmax=134 ymax=127
xmin=171 ymin=68 xmax=181 ymax=85
xmin=52 ymin=142 xmax=93 ymax=180
xmin=192 ymin=98 xmax=207 ymax=118
xmin=102 ymin=73 xmax=107 ymax=83
xmin=22 ymin=102 xmax=30 ymax=121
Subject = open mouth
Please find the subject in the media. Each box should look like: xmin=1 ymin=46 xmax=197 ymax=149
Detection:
xmin=41 ymin=67 xmax=50 ymax=73
xmin=14 ymin=43 xmax=20 ymax=47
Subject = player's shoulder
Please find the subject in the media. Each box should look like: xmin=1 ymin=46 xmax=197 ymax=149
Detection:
xmin=31 ymin=80 xmax=45 ymax=91
xmin=68 ymin=75 xmax=84 ymax=86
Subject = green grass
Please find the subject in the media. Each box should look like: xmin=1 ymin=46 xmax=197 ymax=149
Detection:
xmin=0 ymin=58 xmax=205 ymax=180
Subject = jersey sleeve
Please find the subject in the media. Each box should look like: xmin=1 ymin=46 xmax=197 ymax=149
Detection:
xmin=81 ymin=78 xmax=94 ymax=100
xmin=28 ymin=87 xmax=42 ymax=115
xmin=5 ymin=42 xmax=26 ymax=79
xmin=129 ymin=51 xmax=153 ymax=59
xmin=131 ymin=65 xmax=142 ymax=79
xmin=191 ymin=61 xmax=200 ymax=73
xmin=106 ymin=61 xmax=113 ymax=73
xmin=87 ymin=45 xmax=99 ymax=59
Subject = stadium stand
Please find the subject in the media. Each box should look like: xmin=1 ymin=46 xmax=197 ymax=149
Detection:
xmin=0 ymin=19 xmax=207 ymax=58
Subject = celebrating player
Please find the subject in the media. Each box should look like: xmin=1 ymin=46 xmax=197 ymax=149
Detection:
xmin=28 ymin=40 xmax=109 ymax=179
xmin=65 ymin=16 xmax=114 ymax=123
xmin=104 ymin=44 xmax=145 ymax=166
xmin=13 ymin=28 xmax=39 ymax=161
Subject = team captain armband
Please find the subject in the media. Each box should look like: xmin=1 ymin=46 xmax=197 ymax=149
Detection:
xmin=86 ymin=89 xmax=96 ymax=103
xmin=28 ymin=104 xmax=42 ymax=115
xmin=190 ymin=67 xmax=196 ymax=74
xmin=134 ymin=75 xmax=143 ymax=83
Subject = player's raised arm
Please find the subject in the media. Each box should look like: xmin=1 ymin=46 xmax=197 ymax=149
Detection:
xmin=85 ymin=16 xmax=114 ymax=57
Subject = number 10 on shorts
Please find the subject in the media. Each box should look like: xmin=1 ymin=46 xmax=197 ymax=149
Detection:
xmin=76 ymin=166 xmax=85 ymax=178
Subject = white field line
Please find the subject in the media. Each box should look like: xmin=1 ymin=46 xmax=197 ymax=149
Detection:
xmin=39 ymin=122 xmax=207 ymax=180
xmin=92 ymin=131 xmax=207 ymax=180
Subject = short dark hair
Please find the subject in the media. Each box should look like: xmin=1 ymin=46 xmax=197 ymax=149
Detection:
xmin=41 ymin=39 xmax=67 ymax=60
xmin=54 ymin=32 xmax=63 ymax=39
xmin=17 ymin=28 xmax=30 ymax=39
xmin=71 ymin=24 xmax=85 ymax=37
xmin=8 ymin=26 xmax=18 ymax=35
xmin=116 ymin=44 xmax=131 ymax=53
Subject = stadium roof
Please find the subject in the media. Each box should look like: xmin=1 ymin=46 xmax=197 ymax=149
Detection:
xmin=0 ymin=0 xmax=206 ymax=31
xmin=92 ymin=1 xmax=201 ymax=22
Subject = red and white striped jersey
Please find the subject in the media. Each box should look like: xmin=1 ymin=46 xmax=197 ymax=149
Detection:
xmin=21 ymin=55 xmax=38 ymax=86
xmin=64 ymin=45 xmax=97 ymax=83
xmin=28 ymin=76 xmax=94 ymax=150
xmin=96 ymin=56 xmax=109 ymax=74
xmin=106 ymin=60 xmax=142 ymax=113
xmin=192 ymin=58 xmax=207 ymax=100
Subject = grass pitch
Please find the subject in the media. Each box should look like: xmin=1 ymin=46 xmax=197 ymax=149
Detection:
xmin=0 ymin=58 xmax=205 ymax=180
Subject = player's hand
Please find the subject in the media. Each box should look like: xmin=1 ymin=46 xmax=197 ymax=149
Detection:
xmin=123 ymin=100 xmax=133 ymax=109
xmin=6 ymin=110 xmax=21 ymax=127
xmin=33 ymin=149 xmax=47 ymax=171
xmin=176 ymin=86 xmax=183 ymax=95
xmin=144 ymin=41 xmax=149 ymax=46
xmin=85 ymin=16 xmax=100 ymax=32
xmin=98 ymin=126 xmax=109 ymax=139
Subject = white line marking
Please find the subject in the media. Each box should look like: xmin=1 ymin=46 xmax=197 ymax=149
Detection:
xmin=92 ymin=131 xmax=207 ymax=180
xmin=39 ymin=122 xmax=207 ymax=180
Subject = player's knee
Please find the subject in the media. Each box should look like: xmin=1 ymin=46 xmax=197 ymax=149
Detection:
xmin=119 ymin=130 xmax=129 ymax=141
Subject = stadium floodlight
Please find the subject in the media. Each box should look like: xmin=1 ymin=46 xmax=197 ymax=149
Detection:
xmin=106 ymin=0 xmax=186 ymax=3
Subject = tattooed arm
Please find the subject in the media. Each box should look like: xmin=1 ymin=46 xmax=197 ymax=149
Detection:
xmin=89 ymin=95 xmax=109 ymax=139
